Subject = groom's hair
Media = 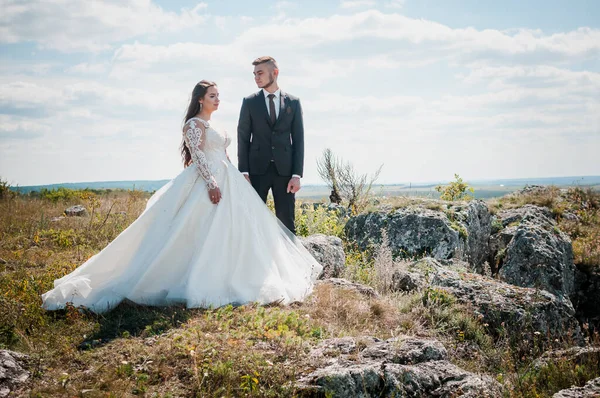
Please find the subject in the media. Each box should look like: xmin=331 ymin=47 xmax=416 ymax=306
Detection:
xmin=252 ymin=56 xmax=278 ymax=71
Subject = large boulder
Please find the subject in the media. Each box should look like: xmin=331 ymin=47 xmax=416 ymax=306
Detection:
xmin=345 ymin=200 xmax=491 ymax=271
xmin=495 ymin=205 xmax=575 ymax=298
xmin=0 ymin=350 xmax=29 ymax=397
xmin=345 ymin=207 xmax=459 ymax=259
xmin=430 ymin=263 xmax=583 ymax=344
xmin=300 ymin=234 xmax=345 ymax=278
xmin=297 ymin=336 xmax=502 ymax=397
xmin=553 ymin=377 xmax=600 ymax=397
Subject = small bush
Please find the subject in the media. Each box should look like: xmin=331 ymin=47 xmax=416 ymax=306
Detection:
xmin=435 ymin=174 xmax=474 ymax=201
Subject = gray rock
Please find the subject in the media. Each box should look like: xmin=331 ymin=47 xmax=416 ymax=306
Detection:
xmin=345 ymin=200 xmax=492 ymax=272
xmin=0 ymin=350 xmax=29 ymax=397
xmin=361 ymin=338 xmax=447 ymax=364
xmin=300 ymin=234 xmax=345 ymax=278
xmin=454 ymin=200 xmax=492 ymax=274
xmin=562 ymin=212 xmax=580 ymax=222
xmin=496 ymin=205 xmax=553 ymax=228
xmin=431 ymin=266 xmax=583 ymax=344
xmin=553 ymin=377 xmax=600 ymax=397
xmin=345 ymin=207 xmax=460 ymax=260
xmin=308 ymin=337 xmax=380 ymax=358
xmin=298 ymin=336 xmax=502 ymax=397
xmin=497 ymin=205 xmax=575 ymax=298
xmin=65 ymin=205 xmax=87 ymax=217
xmin=384 ymin=361 xmax=502 ymax=398
xmin=488 ymin=225 xmax=517 ymax=274
xmin=390 ymin=269 xmax=426 ymax=293
xmin=315 ymin=278 xmax=379 ymax=298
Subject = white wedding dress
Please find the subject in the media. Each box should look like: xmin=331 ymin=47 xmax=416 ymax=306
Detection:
xmin=41 ymin=117 xmax=322 ymax=313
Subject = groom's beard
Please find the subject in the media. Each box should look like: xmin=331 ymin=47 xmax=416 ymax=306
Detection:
xmin=261 ymin=73 xmax=276 ymax=90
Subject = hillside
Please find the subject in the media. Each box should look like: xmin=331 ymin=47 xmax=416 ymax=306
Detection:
xmin=1 ymin=185 xmax=599 ymax=396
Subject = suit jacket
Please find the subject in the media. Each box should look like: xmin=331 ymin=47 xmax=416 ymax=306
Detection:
xmin=237 ymin=90 xmax=304 ymax=177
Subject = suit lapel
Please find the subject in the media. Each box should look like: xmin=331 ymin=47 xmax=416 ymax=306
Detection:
xmin=274 ymin=91 xmax=287 ymax=128
xmin=256 ymin=90 xmax=273 ymax=127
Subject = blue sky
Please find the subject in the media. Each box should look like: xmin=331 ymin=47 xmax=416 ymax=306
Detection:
xmin=0 ymin=0 xmax=598 ymax=186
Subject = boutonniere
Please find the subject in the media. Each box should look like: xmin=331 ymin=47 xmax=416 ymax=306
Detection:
xmin=286 ymin=106 xmax=292 ymax=115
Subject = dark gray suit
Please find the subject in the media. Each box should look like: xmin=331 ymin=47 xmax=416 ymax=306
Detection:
xmin=237 ymin=90 xmax=304 ymax=233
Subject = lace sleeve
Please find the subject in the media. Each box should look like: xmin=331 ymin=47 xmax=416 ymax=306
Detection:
xmin=183 ymin=119 xmax=218 ymax=189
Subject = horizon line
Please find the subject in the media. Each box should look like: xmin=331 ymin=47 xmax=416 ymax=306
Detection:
xmin=9 ymin=174 xmax=600 ymax=190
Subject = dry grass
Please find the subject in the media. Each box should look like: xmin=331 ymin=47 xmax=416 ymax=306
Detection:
xmin=2 ymin=186 xmax=600 ymax=397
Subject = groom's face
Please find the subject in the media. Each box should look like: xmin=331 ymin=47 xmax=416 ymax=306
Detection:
xmin=253 ymin=63 xmax=277 ymax=89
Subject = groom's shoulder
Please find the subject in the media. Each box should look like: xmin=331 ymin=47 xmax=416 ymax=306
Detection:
xmin=244 ymin=91 xmax=262 ymax=101
xmin=283 ymin=91 xmax=300 ymax=102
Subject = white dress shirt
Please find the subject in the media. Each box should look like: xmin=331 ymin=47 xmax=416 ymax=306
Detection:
xmin=263 ymin=88 xmax=281 ymax=119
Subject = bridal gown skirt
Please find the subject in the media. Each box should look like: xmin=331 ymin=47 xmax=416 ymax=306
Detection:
xmin=41 ymin=159 xmax=323 ymax=313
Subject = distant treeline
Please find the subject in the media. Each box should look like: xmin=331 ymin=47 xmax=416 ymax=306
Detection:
xmin=10 ymin=180 xmax=170 ymax=194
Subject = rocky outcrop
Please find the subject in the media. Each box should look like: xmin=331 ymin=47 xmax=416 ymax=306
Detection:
xmin=297 ymin=336 xmax=502 ymax=397
xmin=345 ymin=200 xmax=491 ymax=271
xmin=431 ymin=264 xmax=582 ymax=343
xmin=493 ymin=205 xmax=576 ymax=298
xmin=345 ymin=207 xmax=459 ymax=260
xmin=553 ymin=377 xmax=600 ymax=397
xmin=0 ymin=350 xmax=29 ymax=397
xmin=388 ymin=257 xmax=583 ymax=344
xmin=300 ymin=234 xmax=345 ymax=278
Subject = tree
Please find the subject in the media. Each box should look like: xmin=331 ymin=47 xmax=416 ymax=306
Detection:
xmin=435 ymin=174 xmax=474 ymax=201
xmin=316 ymin=148 xmax=382 ymax=215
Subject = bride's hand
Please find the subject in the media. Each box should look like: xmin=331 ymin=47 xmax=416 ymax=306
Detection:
xmin=208 ymin=187 xmax=221 ymax=204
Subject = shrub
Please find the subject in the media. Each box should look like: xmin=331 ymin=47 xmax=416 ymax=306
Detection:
xmin=435 ymin=174 xmax=474 ymax=201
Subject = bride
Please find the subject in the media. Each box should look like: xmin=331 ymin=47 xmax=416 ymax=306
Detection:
xmin=41 ymin=80 xmax=322 ymax=313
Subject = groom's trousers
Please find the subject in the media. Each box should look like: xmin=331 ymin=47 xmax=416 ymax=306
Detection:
xmin=250 ymin=162 xmax=296 ymax=234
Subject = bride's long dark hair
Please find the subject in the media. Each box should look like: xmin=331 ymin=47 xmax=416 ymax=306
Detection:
xmin=181 ymin=80 xmax=217 ymax=167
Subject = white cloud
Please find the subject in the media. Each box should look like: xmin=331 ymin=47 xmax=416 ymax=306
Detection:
xmin=0 ymin=81 xmax=69 ymax=108
xmin=0 ymin=0 xmax=208 ymax=52
xmin=233 ymin=11 xmax=600 ymax=65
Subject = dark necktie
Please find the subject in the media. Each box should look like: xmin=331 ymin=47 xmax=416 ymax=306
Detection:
xmin=268 ymin=93 xmax=277 ymax=125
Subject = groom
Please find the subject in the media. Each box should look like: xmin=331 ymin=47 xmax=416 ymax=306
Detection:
xmin=237 ymin=56 xmax=304 ymax=234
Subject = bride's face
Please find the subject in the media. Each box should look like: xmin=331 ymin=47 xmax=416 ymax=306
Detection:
xmin=200 ymin=86 xmax=220 ymax=112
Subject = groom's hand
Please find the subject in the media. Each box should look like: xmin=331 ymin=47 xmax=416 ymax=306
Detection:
xmin=287 ymin=176 xmax=301 ymax=194
xmin=244 ymin=174 xmax=251 ymax=183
